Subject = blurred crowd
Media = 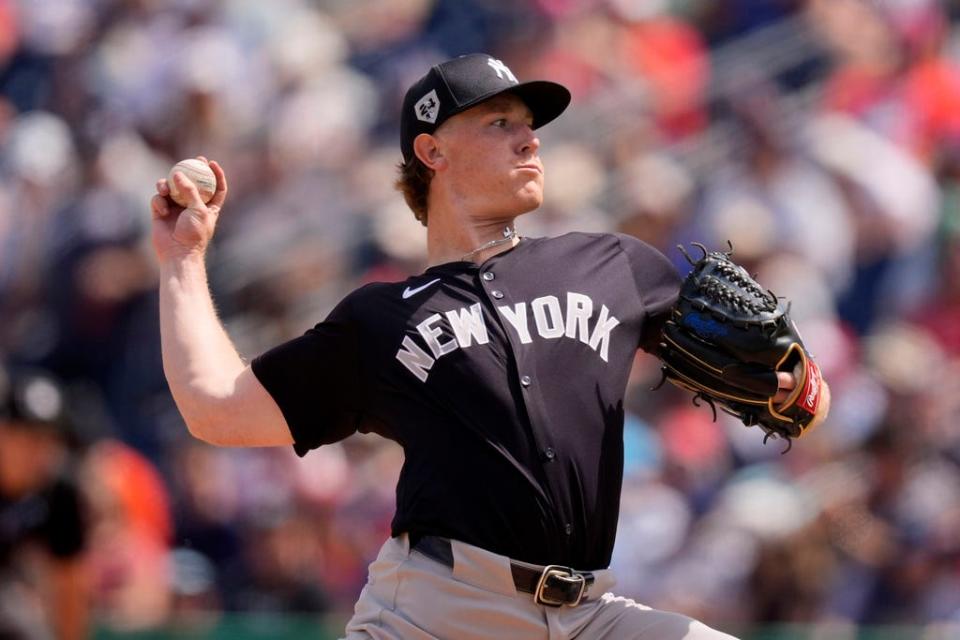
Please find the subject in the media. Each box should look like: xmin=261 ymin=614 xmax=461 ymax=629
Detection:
xmin=1 ymin=0 xmax=960 ymax=636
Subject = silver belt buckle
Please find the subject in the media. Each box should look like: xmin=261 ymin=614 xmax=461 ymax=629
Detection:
xmin=534 ymin=565 xmax=587 ymax=607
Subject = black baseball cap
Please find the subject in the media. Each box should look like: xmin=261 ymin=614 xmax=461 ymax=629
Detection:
xmin=400 ymin=53 xmax=571 ymax=163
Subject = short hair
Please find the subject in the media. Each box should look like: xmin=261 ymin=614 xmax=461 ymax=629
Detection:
xmin=394 ymin=155 xmax=434 ymax=226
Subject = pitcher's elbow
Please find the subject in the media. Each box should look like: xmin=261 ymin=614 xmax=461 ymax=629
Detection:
xmin=180 ymin=407 xmax=230 ymax=446
xmin=183 ymin=415 xmax=214 ymax=444
xmin=170 ymin=386 xmax=234 ymax=445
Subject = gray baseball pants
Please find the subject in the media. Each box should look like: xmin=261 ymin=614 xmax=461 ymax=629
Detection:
xmin=342 ymin=534 xmax=739 ymax=640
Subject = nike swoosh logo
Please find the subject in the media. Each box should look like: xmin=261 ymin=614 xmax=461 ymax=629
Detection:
xmin=402 ymin=278 xmax=441 ymax=299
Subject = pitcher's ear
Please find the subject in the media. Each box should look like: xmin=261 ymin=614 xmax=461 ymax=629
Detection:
xmin=413 ymin=133 xmax=447 ymax=171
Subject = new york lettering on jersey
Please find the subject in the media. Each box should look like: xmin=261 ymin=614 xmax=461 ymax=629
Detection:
xmin=250 ymin=232 xmax=682 ymax=568
xmin=395 ymin=292 xmax=620 ymax=382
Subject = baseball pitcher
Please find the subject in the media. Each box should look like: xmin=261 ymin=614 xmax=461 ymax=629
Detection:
xmin=151 ymin=54 xmax=830 ymax=639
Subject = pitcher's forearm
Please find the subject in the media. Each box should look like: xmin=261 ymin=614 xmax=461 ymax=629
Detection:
xmin=159 ymin=253 xmax=245 ymax=430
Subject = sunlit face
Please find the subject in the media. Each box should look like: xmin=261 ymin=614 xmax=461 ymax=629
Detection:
xmin=427 ymin=94 xmax=544 ymax=219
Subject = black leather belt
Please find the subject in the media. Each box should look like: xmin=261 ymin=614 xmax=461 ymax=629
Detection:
xmin=411 ymin=535 xmax=596 ymax=607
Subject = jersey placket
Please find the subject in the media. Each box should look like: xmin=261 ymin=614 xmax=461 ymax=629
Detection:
xmin=476 ymin=258 xmax=573 ymax=549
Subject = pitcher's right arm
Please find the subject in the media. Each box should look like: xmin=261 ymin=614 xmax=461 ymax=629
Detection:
xmin=152 ymin=159 xmax=292 ymax=447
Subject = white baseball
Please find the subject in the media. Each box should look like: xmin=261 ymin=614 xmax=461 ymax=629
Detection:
xmin=167 ymin=159 xmax=217 ymax=207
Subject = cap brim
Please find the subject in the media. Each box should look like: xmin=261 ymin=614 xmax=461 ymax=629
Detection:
xmin=448 ymin=80 xmax=571 ymax=130
xmin=508 ymin=81 xmax=572 ymax=129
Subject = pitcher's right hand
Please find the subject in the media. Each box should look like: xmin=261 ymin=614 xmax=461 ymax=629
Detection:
xmin=151 ymin=156 xmax=228 ymax=263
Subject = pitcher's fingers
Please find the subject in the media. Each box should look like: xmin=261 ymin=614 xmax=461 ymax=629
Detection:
xmin=172 ymin=171 xmax=205 ymax=210
xmin=776 ymin=371 xmax=795 ymax=391
xmin=208 ymin=160 xmax=228 ymax=209
xmin=197 ymin=155 xmax=208 ymax=163
xmin=151 ymin=194 xmax=171 ymax=219
xmin=773 ymin=371 xmax=796 ymax=405
xmin=156 ymin=178 xmax=170 ymax=197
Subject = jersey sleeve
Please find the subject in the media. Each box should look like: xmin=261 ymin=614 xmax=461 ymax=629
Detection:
xmin=251 ymin=294 xmax=364 ymax=456
xmin=614 ymin=234 xmax=682 ymax=352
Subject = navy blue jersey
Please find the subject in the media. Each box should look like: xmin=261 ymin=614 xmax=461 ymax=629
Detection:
xmin=252 ymin=232 xmax=680 ymax=569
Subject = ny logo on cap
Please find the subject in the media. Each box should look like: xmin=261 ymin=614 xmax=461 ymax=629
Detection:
xmin=415 ymin=89 xmax=440 ymax=124
xmin=487 ymin=58 xmax=517 ymax=83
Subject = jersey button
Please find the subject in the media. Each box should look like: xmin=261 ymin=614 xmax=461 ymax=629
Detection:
xmin=564 ymin=523 xmax=572 ymax=535
xmin=491 ymin=290 xmax=504 ymax=299
xmin=520 ymin=375 xmax=531 ymax=387
xmin=482 ymin=272 xmax=495 ymax=281
xmin=544 ymin=447 xmax=556 ymax=461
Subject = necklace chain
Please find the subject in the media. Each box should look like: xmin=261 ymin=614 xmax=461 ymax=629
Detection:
xmin=461 ymin=226 xmax=518 ymax=261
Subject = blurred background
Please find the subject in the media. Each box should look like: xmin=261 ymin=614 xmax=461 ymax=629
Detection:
xmin=1 ymin=0 xmax=959 ymax=638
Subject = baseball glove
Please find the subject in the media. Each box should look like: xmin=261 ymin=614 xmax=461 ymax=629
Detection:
xmin=654 ymin=243 xmax=827 ymax=451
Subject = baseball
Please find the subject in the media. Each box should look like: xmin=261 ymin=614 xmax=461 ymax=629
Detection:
xmin=167 ymin=159 xmax=217 ymax=207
